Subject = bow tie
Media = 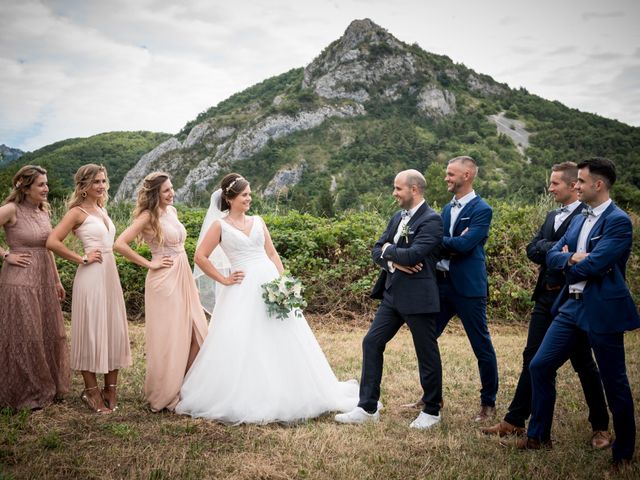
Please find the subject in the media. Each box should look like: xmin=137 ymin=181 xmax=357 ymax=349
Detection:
xmin=450 ymin=199 xmax=462 ymax=208
xmin=556 ymin=206 xmax=569 ymax=214
xmin=401 ymin=210 xmax=412 ymax=219
xmin=582 ymin=206 xmax=595 ymax=217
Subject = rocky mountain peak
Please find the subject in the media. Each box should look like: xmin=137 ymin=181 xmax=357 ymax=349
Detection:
xmin=302 ymin=18 xmax=406 ymax=97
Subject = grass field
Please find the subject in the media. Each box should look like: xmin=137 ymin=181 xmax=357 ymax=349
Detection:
xmin=1 ymin=318 xmax=639 ymax=479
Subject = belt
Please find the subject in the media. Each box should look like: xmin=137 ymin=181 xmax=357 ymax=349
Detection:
xmin=544 ymin=284 xmax=562 ymax=291
xmin=436 ymin=270 xmax=449 ymax=280
xmin=569 ymin=292 xmax=583 ymax=300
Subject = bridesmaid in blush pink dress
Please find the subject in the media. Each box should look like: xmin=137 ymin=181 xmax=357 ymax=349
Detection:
xmin=114 ymin=172 xmax=207 ymax=412
xmin=0 ymin=165 xmax=70 ymax=410
xmin=47 ymin=164 xmax=131 ymax=414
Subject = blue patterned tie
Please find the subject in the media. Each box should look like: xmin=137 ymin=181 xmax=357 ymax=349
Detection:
xmin=556 ymin=206 xmax=569 ymax=214
xmin=450 ymin=199 xmax=462 ymax=208
xmin=401 ymin=210 xmax=411 ymax=219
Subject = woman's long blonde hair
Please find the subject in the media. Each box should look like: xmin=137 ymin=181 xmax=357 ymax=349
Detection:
xmin=67 ymin=164 xmax=109 ymax=209
xmin=2 ymin=165 xmax=49 ymax=212
xmin=133 ymin=172 xmax=170 ymax=245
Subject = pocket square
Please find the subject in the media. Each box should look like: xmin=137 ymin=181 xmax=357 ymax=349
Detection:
xmin=459 ymin=217 xmax=470 ymax=221
xmin=590 ymin=235 xmax=602 ymax=241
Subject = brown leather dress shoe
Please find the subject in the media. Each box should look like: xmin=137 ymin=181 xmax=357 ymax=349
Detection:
xmin=513 ymin=437 xmax=553 ymax=450
xmin=591 ymin=430 xmax=611 ymax=449
xmin=481 ymin=420 xmax=526 ymax=437
xmin=473 ymin=405 xmax=496 ymax=422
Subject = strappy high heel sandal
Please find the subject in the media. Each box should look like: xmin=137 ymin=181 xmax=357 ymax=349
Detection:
xmin=102 ymin=384 xmax=119 ymax=411
xmin=80 ymin=386 xmax=111 ymax=414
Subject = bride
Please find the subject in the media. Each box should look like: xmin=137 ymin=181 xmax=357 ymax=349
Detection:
xmin=175 ymin=173 xmax=359 ymax=424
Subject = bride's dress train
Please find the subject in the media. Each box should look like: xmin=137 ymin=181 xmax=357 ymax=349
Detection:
xmin=176 ymin=216 xmax=358 ymax=424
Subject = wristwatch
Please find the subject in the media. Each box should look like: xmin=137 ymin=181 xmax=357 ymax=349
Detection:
xmin=82 ymin=254 xmax=88 ymax=265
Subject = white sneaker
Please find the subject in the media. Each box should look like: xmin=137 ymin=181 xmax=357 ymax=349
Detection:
xmin=335 ymin=407 xmax=380 ymax=424
xmin=409 ymin=411 xmax=441 ymax=430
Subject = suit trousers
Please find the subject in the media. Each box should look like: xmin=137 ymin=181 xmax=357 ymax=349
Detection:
xmin=359 ymin=289 xmax=442 ymax=415
xmin=528 ymin=298 xmax=636 ymax=461
xmin=436 ymin=277 xmax=498 ymax=406
xmin=504 ymin=290 xmax=609 ymax=430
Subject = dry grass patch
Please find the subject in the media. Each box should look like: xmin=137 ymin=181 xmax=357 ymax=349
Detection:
xmin=1 ymin=317 xmax=639 ymax=479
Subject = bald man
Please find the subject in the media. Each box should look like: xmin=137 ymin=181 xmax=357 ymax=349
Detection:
xmin=335 ymin=170 xmax=444 ymax=429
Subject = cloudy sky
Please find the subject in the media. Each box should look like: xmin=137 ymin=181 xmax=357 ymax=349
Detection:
xmin=1 ymin=0 xmax=639 ymax=152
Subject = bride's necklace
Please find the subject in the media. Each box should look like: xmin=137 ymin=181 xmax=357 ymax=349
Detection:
xmin=227 ymin=215 xmax=247 ymax=231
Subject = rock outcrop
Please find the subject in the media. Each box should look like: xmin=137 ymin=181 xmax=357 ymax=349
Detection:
xmin=263 ymin=162 xmax=306 ymax=198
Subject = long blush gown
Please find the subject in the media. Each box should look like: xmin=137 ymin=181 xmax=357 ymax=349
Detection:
xmin=71 ymin=207 xmax=131 ymax=373
xmin=0 ymin=202 xmax=70 ymax=409
xmin=143 ymin=206 xmax=208 ymax=411
xmin=176 ymin=216 xmax=358 ymax=424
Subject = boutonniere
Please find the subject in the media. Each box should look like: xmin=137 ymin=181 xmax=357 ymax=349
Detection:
xmin=400 ymin=223 xmax=414 ymax=243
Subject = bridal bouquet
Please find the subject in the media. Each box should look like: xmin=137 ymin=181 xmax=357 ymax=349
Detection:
xmin=262 ymin=274 xmax=307 ymax=320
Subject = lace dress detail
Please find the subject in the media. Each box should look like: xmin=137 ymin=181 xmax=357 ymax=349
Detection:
xmin=141 ymin=206 xmax=208 ymax=411
xmin=0 ymin=202 xmax=70 ymax=409
xmin=70 ymin=207 xmax=131 ymax=373
xmin=176 ymin=216 xmax=358 ymax=424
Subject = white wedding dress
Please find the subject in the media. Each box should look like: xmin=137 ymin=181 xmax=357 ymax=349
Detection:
xmin=176 ymin=216 xmax=359 ymax=424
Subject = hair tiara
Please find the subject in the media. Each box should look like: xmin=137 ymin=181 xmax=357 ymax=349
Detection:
xmin=225 ymin=176 xmax=244 ymax=193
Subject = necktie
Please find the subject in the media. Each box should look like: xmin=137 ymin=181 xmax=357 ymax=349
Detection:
xmin=450 ymin=199 xmax=462 ymax=208
xmin=556 ymin=206 xmax=569 ymax=214
xmin=582 ymin=206 xmax=595 ymax=217
xmin=401 ymin=210 xmax=411 ymax=219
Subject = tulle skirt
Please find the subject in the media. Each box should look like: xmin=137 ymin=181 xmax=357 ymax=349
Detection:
xmin=176 ymin=256 xmax=358 ymax=424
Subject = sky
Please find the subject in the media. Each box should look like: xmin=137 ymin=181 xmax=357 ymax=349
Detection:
xmin=1 ymin=0 xmax=639 ymax=152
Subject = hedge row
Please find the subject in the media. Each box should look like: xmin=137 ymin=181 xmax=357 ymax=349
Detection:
xmin=45 ymin=199 xmax=639 ymax=322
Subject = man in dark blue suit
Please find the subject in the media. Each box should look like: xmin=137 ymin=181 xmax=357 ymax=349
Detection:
xmin=483 ymin=162 xmax=609 ymax=448
xmin=335 ymin=169 xmax=444 ymax=429
xmin=436 ymin=156 xmax=499 ymax=422
xmin=519 ymin=157 xmax=639 ymax=467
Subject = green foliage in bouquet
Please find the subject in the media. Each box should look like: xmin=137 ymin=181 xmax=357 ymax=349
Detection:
xmin=261 ymin=274 xmax=308 ymax=320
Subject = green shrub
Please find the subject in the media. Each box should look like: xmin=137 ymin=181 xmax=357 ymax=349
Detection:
xmin=4 ymin=199 xmax=639 ymax=322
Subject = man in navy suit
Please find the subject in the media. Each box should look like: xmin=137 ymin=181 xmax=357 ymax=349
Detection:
xmin=483 ymin=162 xmax=610 ymax=448
xmin=335 ymin=169 xmax=444 ymax=429
xmin=435 ymin=156 xmax=499 ymax=422
xmin=519 ymin=157 xmax=639 ymax=467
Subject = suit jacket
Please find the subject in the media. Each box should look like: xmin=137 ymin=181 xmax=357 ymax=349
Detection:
xmin=370 ymin=202 xmax=443 ymax=315
xmin=526 ymin=204 xmax=585 ymax=301
xmin=439 ymin=196 xmax=492 ymax=298
xmin=547 ymin=202 xmax=640 ymax=334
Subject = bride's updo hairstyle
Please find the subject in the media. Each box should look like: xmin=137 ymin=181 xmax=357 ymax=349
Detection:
xmin=134 ymin=171 xmax=170 ymax=245
xmin=220 ymin=173 xmax=249 ymax=212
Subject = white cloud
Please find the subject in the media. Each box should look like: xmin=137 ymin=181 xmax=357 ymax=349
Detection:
xmin=1 ymin=0 xmax=639 ymax=151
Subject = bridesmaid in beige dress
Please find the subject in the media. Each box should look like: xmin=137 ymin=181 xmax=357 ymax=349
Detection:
xmin=114 ymin=172 xmax=207 ymax=412
xmin=0 ymin=165 xmax=70 ymax=410
xmin=47 ymin=164 xmax=131 ymax=414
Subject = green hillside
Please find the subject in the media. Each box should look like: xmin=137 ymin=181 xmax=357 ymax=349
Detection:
xmin=0 ymin=131 xmax=170 ymax=202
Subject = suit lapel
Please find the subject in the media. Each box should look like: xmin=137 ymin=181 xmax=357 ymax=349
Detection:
xmin=388 ymin=212 xmax=403 ymax=243
xmin=407 ymin=202 xmax=427 ymax=229
xmin=586 ymin=202 xmax=616 ymax=252
xmin=452 ymin=196 xmax=479 ymax=235
xmin=442 ymin=204 xmax=452 ymax=237
xmin=555 ymin=203 xmax=584 ymax=239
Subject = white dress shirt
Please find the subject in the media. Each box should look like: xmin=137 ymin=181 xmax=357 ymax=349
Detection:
xmin=554 ymin=199 xmax=581 ymax=232
xmin=437 ymin=190 xmax=477 ymax=272
xmin=569 ymin=199 xmax=612 ymax=294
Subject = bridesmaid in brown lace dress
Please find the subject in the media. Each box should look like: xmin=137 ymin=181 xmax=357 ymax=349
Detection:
xmin=0 ymin=165 xmax=70 ymax=410
xmin=114 ymin=172 xmax=207 ymax=412
xmin=47 ymin=164 xmax=131 ymax=414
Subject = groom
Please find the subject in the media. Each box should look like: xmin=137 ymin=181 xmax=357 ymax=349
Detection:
xmin=335 ymin=169 xmax=444 ymax=429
